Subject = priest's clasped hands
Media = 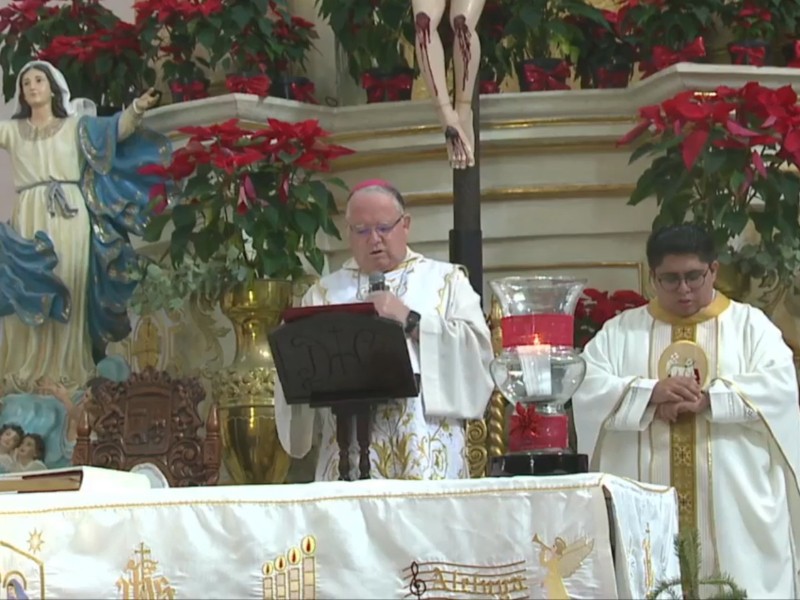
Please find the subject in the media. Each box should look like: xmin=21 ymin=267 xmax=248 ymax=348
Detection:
xmin=650 ymin=376 xmax=710 ymax=422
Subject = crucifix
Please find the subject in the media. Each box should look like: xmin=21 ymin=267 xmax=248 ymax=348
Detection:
xmin=411 ymin=0 xmax=485 ymax=302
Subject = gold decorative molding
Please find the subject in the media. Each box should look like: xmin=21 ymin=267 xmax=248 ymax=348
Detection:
xmin=328 ymin=139 xmax=628 ymax=172
xmin=131 ymin=316 xmax=162 ymax=370
xmin=466 ymin=419 xmax=488 ymax=477
xmin=328 ymin=115 xmax=638 ymax=144
xmin=485 ymin=261 xmax=647 ymax=295
xmin=486 ymin=296 xmax=507 ymax=462
xmin=486 ymin=391 xmax=507 ymax=462
xmin=393 ymin=183 xmax=636 ymax=209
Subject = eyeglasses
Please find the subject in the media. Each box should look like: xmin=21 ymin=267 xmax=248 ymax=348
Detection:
xmin=348 ymin=214 xmax=405 ymax=238
xmin=655 ymin=269 xmax=709 ymax=292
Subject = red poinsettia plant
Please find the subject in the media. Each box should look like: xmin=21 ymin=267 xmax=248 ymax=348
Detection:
xmin=570 ymin=5 xmax=637 ymax=89
xmin=621 ymin=82 xmax=800 ymax=292
xmin=0 ymin=0 xmax=58 ymax=100
xmin=140 ymin=118 xmax=354 ymax=293
xmin=133 ymin=0 xmax=228 ymax=101
xmin=0 ymin=0 xmax=147 ymax=105
xmin=221 ymin=0 xmax=317 ymax=101
xmin=574 ymin=288 xmax=648 ymax=348
xmin=722 ymin=1 xmax=776 ymax=66
xmin=38 ymin=19 xmax=147 ymax=107
xmin=621 ymin=0 xmax=720 ymax=77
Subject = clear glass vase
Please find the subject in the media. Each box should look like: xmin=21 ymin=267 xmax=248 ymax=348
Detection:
xmin=489 ymin=276 xmax=587 ymax=454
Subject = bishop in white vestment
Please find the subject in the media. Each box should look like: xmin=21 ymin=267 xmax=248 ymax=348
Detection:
xmin=573 ymin=224 xmax=800 ymax=598
xmin=275 ymin=180 xmax=494 ymax=481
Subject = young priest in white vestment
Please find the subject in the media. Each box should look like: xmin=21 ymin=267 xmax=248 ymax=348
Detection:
xmin=275 ymin=179 xmax=494 ymax=481
xmin=573 ymin=224 xmax=800 ymax=598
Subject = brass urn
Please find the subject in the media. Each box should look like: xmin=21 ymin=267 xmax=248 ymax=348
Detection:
xmin=212 ymin=279 xmax=294 ymax=484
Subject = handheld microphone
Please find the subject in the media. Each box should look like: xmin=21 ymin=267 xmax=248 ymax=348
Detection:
xmin=368 ymin=271 xmax=387 ymax=292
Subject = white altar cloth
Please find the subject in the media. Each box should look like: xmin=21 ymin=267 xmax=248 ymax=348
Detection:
xmin=0 ymin=473 xmax=678 ymax=599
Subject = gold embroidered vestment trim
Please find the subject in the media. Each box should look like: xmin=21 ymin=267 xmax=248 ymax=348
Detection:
xmin=670 ymin=324 xmax=697 ymax=535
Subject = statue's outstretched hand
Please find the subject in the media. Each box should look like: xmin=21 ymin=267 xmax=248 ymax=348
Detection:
xmin=135 ymin=87 xmax=161 ymax=112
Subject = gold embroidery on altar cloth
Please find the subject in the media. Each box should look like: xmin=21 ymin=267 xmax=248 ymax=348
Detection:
xmin=116 ymin=543 xmax=175 ymax=599
xmin=27 ymin=530 xmax=43 ymax=555
xmin=643 ymin=524 xmax=655 ymax=593
xmin=0 ymin=540 xmax=45 ymax=599
xmin=400 ymin=558 xmax=529 ymax=599
xmin=262 ymin=535 xmax=317 ymax=600
xmin=533 ymin=534 xmax=594 ymax=600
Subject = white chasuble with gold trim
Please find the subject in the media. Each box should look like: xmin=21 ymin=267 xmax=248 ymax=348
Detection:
xmin=574 ymin=296 xmax=800 ymax=598
xmin=275 ymin=249 xmax=494 ymax=481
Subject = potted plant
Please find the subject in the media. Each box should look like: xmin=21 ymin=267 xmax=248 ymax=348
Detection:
xmin=132 ymin=117 xmax=353 ymax=313
xmin=0 ymin=0 xmax=59 ymax=100
xmin=315 ymin=0 xmax=416 ymax=103
xmin=133 ymin=0 xmax=229 ymax=102
xmin=37 ymin=19 xmax=149 ymax=111
xmin=571 ymin=6 xmax=637 ymax=89
xmin=219 ymin=0 xmax=317 ymax=101
xmin=217 ymin=0 xmax=286 ymax=100
xmin=264 ymin=5 xmax=319 ymax=102
xmin=620 ymin=82 xmax=800 ymax=302
xmin=722 ymin=0 xmax=776 ymax=66
xmin=574 ymin=288 xmax=648 ymax=349
xmin=624 ymin=0 xmax=721 ymax=78
xmin=476 ymin=0 xmax=513 ymax=93
xmin=502 ymin=0 xmax=606 ymax=92
xmin=222 ymin=0 xmax=318 ymax=102
xmin=0 ymin=0 xmax=142 ymax=104
xmin=131 ymin=118 xmax=354 ymax=484
xmin=774 ymin=0 xmax=800 ymax=66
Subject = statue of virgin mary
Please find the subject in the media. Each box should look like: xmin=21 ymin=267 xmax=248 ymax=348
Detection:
xmin=0 ymin=60 xmax=170 ymax=393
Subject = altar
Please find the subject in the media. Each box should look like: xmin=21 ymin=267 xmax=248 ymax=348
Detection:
xmin=0 ymin=473 xmax=678 ymax=599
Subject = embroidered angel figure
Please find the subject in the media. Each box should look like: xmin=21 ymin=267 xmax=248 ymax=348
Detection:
xmin=533 ymin=534 xmax=594 ymax=600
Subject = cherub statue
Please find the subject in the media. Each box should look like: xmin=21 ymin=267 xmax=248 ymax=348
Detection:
xmin=0 ymin=60 xmax=170 ymax=394
xmin=12 ymin=433 xmax=46 ymax=472
xmin=0 ymin=423 xmax=23 ymax=472
xmin=412 ymin=0 xmax=485 ymax=169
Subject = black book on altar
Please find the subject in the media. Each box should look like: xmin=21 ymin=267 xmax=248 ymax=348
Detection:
xmin=268 ymin=303 xmax=419 ymax=409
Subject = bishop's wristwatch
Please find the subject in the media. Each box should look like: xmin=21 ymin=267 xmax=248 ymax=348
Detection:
xmin=404 ymin=310 xmax=421 ymax=335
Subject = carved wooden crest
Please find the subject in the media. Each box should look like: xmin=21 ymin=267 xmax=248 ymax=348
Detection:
xmin=73 ymin=367 xmax=221 ymax=487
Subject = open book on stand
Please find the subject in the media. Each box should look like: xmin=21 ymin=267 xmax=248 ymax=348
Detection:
xmin=0 ymin=466 xmax=151 ymax=494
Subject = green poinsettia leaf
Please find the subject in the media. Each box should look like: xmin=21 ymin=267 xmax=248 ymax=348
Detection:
xmin=143 ymin=214 xmax=171 ymax=243
xmin=293 ymin=210 xmax=318 ymax=236
xmin=628 ymin=167 xmax=659 ymax=206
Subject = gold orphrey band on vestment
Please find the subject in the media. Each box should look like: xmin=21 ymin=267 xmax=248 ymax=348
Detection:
xmin=670 ymin=324 xmax=698 ymax=535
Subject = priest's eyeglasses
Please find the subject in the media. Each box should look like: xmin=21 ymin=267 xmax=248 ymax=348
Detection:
xmin=656 ymin=269 xmax=709 ymax=291
xmin=349 ymin=214 xmax=404 ymax=237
